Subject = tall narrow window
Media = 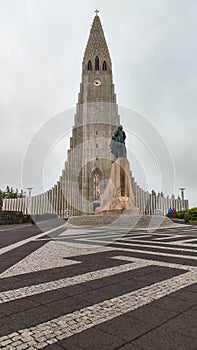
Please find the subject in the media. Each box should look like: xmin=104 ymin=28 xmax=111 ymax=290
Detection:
xmin=94 ymin=173 xmax=100 ymax=200
xmin=103 ymin=60 xmax=107 ymax=71
xmin=87 ymin=60 xmax=92 ymax=70
xmin=95 ymin=56 xmax=99 ymax=71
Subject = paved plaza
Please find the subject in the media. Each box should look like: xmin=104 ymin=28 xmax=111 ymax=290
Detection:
xmin=0 ymin=221 xmax=197 ymax=349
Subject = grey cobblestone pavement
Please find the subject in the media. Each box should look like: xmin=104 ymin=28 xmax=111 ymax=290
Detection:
xmin=0 ymin=222 xmax=196 ymax=349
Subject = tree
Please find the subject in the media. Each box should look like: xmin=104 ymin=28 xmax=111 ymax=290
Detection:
xmin=0 ymin=190 xmax=3 ymax=211
xmin=0 ymin=186 xmax=24 ymax=211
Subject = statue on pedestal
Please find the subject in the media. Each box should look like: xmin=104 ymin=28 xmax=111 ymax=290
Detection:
xmin=110 ymin=125 xmax=126 ymax=160
xmin=96 ymin=125 xmax=139 ymax=214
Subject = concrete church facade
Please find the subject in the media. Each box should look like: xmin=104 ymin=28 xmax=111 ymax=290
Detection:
xmin=64 ymin=13 xmax=120 ymax=215
xmin=3 ymin=13 xmax=188 ymax=217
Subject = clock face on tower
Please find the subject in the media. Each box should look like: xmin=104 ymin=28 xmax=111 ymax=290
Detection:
xmin=93 ymin=79 xmax=102 ymax=87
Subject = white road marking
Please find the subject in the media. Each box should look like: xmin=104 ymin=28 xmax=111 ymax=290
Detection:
xmin=0 ymin=224 xmax=32 ymax=232
xmin=118 ymin=247 xmax=197 ymax=261
xmin=179 ymin=238 xmax=197 ymax=243
xmin=154 ymin=234 xmax=189 ymax=241
xmin=122 ymin=238 xmax=197 ymax=248
xmin=123 ymin=234 xmax=153 ymax=239
xmin=0 ymin=224 xmax=66 ymax=256
xmin=78 ymin=238 xmax=197 ymax=261
xmin=112 ymin=255 xmax=197 ymax=271
xmin=59 ymin=230 xmax=131 ymax=238
xmin=113 ymin=241 xmax=197 ymax=253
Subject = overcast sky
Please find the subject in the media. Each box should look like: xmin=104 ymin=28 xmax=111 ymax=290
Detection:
xmin=0 ymin=0 xmax=196 ymax=207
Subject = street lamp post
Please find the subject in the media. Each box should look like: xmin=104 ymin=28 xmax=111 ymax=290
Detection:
xmin=27 ymin=187 xmax=33 ymax=214
xmin=179 ymin=188 xmax=186 ymax=211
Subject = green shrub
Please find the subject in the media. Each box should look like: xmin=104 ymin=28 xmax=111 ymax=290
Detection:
xmin=188 ymin=207 xmax=197 ymax=221
xmin=170 ymin=208 xmax=197 ymax=221
xmin=174 ymin=211 xmax=184 ymax=219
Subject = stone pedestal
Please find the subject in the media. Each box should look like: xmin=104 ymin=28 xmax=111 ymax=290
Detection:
xmin=67 ymin=214 xmax=175 ymax=229
xmin=96 ymin=157 xmax=139 ymax=214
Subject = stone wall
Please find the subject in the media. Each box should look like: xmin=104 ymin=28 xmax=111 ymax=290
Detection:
xmin=2 ymin=181 xmax=189 ymax=218
xmin=0 ymin=211 xmax=32 ymax=225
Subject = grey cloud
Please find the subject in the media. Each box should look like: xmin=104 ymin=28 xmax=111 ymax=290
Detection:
xmin=0 ymin=0 xmax=196 ymax=207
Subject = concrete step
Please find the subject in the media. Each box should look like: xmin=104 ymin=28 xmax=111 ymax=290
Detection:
xmin=68 ymin=214 xmax=174 ymax=229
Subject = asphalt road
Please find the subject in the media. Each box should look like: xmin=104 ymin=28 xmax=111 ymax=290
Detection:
xmin=0 ymin=222 xmax=196 ymax=350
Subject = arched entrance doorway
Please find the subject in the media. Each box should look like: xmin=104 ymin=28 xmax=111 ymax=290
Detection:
xmin=90 ymin=168 xmax=103 ymax=210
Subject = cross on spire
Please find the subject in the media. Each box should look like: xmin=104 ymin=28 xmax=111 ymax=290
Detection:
xmin=95 ymin=9 xmax=99 ymax=16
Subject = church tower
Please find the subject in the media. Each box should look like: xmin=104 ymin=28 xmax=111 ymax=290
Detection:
xmin=63 ymin=11 xmax=120 ymax=215
xmin=3 ymin=12 xmax=190 ymax=217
